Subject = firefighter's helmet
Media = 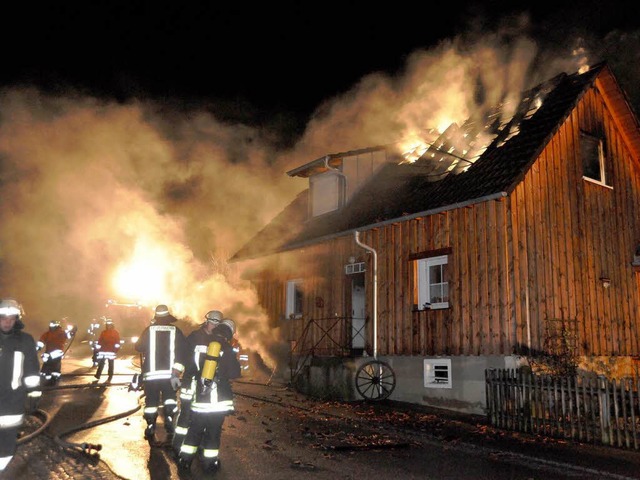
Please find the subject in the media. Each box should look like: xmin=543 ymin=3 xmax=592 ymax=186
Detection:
xmin=153 ymin=304 xmax=176 ymax=323
xmin=49 ymin=320 xmax=61 ymax=329
xmin=0 ymin=298 xmax=24 ymax=319
xmin=215 ymin=318 xmax=236 ymax=341
xmin=204 ymin=310 xmax=223 ymax=324
xmin=104 ymin=317 xmax=114 ymax=327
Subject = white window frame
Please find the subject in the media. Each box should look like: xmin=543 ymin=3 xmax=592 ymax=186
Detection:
xmin=285 ymin=279 xmax=303 ymax=319
xmin=581 ymin=132 xmax=609 ymax=187
xmin=416 ymin=255 xmax=449 ymax=310
xmin=423 ymin=358 xmax=452 ymax=389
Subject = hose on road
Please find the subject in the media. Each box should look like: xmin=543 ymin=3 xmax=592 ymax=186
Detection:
xmin=53 ymin=389 xmax=144 ymax=456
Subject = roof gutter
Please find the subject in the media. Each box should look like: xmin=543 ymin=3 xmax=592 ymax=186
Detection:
xmin=354 ymin=231 xmax=377 ymax=359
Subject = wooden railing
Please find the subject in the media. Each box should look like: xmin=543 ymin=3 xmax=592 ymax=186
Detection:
xmin=486 ymin=368 xmax=640 ymax=449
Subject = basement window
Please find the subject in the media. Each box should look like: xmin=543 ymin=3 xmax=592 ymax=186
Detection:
xmin=424 ymin=358 xmax=452 ymax=389
xmin=285 ymin=279 xmax=303 ymax=319
xmin=416 ymin=255 xmax=449 ymax=309
xmin=581 ymin=132 xmax=609 ymax=186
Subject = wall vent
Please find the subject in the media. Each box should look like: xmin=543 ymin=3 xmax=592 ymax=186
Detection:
xmin=345 ymin=262 xmax=366 ymax=275
xmin=424 ymin=358 xmax=452 ymax=389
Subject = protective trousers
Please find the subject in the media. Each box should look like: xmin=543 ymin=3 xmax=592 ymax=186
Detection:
xmin=179 ymin=411 xmax=225 ymax=468
xmin=0 ymin=414 xmax=22 ymax=472
xmin=41 ymin=357 xmax=62 ymax=383
xmin=143 ymin=378 xmax=178 ymax=432
xmin=95 ymin=358 xmax=114 ymax=379
xmin=171 ymin=387 xmax=193 ymax=453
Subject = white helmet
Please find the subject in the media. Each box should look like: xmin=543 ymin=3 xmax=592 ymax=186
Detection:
xmin=0 ymin=299 xmax=24 ymax=319
xmin=204 ymin=310 xmax=223 ymax=324
xmin=221 ymin=318 xmax=236 ymax=336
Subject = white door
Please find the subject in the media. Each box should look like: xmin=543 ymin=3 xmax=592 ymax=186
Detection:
xmin=351 ymin=275 xmax=365 ymax=350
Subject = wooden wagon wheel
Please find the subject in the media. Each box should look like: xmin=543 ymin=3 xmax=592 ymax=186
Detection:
xmin=355 ymin=360 xmax=396 ymax=401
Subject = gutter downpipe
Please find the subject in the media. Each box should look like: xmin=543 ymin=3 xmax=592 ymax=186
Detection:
xmin=354 ymin=231 xmax=377 ymax=360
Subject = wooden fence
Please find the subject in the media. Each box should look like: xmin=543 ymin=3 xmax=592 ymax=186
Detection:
xmin=485 ymin=368 xmax=640 ymax=449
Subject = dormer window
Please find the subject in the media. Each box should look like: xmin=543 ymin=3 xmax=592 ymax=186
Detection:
xmin=581 ymin=132 xmax=608 ymax=185
xmin=310 ymin=171 xmax=345 ymax=217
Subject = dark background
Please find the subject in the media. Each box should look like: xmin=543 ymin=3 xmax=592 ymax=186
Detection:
xmin=3 ymin=1 xmax=640 ymax=141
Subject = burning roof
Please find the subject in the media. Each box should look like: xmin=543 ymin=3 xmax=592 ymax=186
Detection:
xmin=231 ymin=62 xmax=640 ymax=262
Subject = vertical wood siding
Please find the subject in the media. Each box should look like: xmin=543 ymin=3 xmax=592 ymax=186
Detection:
xmin=251 ymin=82 xmax=640 ymax=359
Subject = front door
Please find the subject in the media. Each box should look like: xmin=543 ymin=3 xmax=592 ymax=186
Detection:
xmin=351 ymin=273 xmax=366 ymax=351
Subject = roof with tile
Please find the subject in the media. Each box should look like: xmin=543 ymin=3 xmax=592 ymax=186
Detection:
xmin=231 ymin=62 xmax=640 ymax=262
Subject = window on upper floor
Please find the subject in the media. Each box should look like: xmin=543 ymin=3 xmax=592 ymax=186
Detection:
xmin=581 ymin=132 xmax=608 ymax=186
xmin=310 ymin=171 xmax=345 ymax=217
xmin=415 ymin=254 xmax=449 ymax=310
xmin=285 ymin=279 xmax=303 ymax=319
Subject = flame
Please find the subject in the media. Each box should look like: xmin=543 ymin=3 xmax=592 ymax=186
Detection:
xmin=111 ymin=237 xmax=173 ymax=306
xmin=397 ymin=121 xmax=454 ymax=164
xmin=436 ymin=118 xmax=453 ymax=135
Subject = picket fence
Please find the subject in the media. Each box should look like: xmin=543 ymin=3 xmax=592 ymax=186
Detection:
xmin=485 ymin=368 xmax=640 ymax=449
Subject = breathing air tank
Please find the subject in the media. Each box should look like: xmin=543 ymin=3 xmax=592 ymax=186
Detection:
xmin=201 ymin=340 xmax=222 ymax=382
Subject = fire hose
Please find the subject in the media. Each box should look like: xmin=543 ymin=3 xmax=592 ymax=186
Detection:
xmin=51 ymin=356 xmax=145 ymax=455
xmin=20 ymin=355 xmax=145 ymax=458
xmin=53 ymin=392 xmax=143 ymax=457
xmin=17 ymin=409 xmax=52 ymax=445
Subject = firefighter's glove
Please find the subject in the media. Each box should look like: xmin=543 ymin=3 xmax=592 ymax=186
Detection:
xmin=170 ymin=374 xmax=182 ymax=391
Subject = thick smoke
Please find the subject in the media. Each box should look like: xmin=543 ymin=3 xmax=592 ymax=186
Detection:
xmin=0 ymin=14 xmax=637 ymax=372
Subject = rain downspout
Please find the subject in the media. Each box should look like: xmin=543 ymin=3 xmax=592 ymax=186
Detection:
xmin=525 ymin=287 xmax=531 ymax=353
xmin=354 ymin=231 xmax=377 ymax=359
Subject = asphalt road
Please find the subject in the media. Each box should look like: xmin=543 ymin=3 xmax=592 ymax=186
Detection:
xmin=7 ymin=345 xmax=640 ymax=480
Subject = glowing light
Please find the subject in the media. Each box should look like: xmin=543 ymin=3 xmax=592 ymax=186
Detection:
xmin=436 ymin=119 xmax=452 ymax=134
xmin=111 ymin=238 xmax=175 ymax=305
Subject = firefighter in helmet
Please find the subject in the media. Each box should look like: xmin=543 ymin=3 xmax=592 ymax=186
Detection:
xmin=135 ymin=304 xmax=188 ymax=441
xmin=0 ymin=299 xmax=41 ymax=474
xmin=177 ymin=318 xmax=241 ymax=473
xmin=37 ymin=319 xmax=76 ymax=385
xmin=93 ymin=317 xmax=121 ymax=383
xmin=171 ymin=309 xmax=223 ymax=455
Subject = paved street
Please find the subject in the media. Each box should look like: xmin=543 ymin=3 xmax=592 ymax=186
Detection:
xmin=5 ymin=346 xmax=640 ymax=479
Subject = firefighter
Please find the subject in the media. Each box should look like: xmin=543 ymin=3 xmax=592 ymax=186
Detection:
xmin=87 ymin=319 xmax=102 ymax=367
xmin=135 ymin=304 xmax=188 ymax=441
xmin=0 ymin=299 xmax=41 ymax=474
xmin=171 ymin=309 xmax=223 ymax=455
xmin=178 ymin=318 xmax=241 ymax=473
xmin=37 ymin=319 xmax=76 ymax=385
xmin=93 ymin=317 xmax=121 ymax=383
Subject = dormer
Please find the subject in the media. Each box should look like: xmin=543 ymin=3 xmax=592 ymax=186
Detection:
xmin=287 ymin=146 xmax=391 ymax=218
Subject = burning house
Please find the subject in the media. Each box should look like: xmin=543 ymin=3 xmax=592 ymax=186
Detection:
xmin=231 ymin=62 xmax=640 ymax=415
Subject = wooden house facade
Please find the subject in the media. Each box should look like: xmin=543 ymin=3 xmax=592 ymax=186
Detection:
xmin=232 ymin=63 xmax=640 ymax=414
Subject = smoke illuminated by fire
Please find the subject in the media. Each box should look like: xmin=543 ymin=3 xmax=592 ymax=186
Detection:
xmin=0 ymin=13 xmax=636 ymax=373
xmin=112 ymin=239 xmax=169 ymax=304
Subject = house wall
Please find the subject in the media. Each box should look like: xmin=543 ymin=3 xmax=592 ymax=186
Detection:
xmin=289 ymin=355 xmax=525 ymax=415
xmin=347 ymin=83 xmax=640 ymax=360
xmin=249 ymin=78 xmax=640 ymax=412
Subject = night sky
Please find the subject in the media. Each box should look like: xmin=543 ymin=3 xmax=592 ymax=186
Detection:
xmin=3 ymin=1 xmax=640 ymax=143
